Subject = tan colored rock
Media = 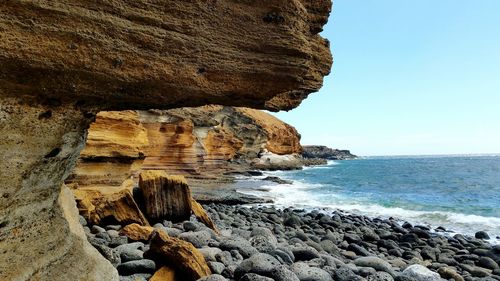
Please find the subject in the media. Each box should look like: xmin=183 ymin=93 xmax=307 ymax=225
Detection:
xmin=191 ymin=199 xmax=219 ymax=234
xmin=0 ymin=1 xmax=332 ymax=111
xmin=139 ymin=171 xmax=192 ymax=223
xmin=150 ymin=266 xmax=179 ymax=281
xmin=438 ymin=267 xmax=465 ymax=281
xmin=0 ymin=97 xmax=118 ymax=280
xmin=80 ymin=111 xmax=149 ymax=159
xmin=73 ymin=188 xmax=149 ymax=226
xmin=235 ymin=108 xmax=302 ymax=155
xmin=147 ymin=230 xmax=211 ymax=281
xmin=120 ymin=223 xmax=155 ymax=242
xmin=69 ymin=106 xmax=303 ymax=189
xmin=0 ymin=0 xmax=332 ymax=279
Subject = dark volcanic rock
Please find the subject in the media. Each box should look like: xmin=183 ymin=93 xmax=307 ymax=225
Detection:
xmin=301 ymin=145 xmax=357 ymax=160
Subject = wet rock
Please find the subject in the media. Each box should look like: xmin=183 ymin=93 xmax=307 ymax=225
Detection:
xmin=475 ymin=231 xmax=490 ymax=240
xmin=477 ymin=257 xmax=499 ymax=270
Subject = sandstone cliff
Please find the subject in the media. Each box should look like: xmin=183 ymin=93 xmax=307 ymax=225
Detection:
xmin=67 ymin=106 xmax=303 ymax=191
xmin=0 ymin=1 xmax=332 ymax=279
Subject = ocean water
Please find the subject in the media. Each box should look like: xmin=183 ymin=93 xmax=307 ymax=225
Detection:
xmin=238 ymin=155 xmax=500 ymax=243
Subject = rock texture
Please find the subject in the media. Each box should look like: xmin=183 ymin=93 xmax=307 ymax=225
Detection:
xmin=74 ymin=188 xmax=149 ymax=226
xmin=0 ymin=97 xmax=118 ymax=280
xmin=151 ymin=266 xmax=178 ymax=281
xmin=301 ymin=145 xmax=357 ymax=160
xmin=0 ymin=0 xmax=332 ymax=279
xmin=68 ymin=106 xmax=304 ymax=190
xmin=0 ymin=1 xmax=331 ymax=111
xmin=147 ymin=230 xmax=212 ymax=281
xmin=139 ymin=171 xmax=192 ymax=223
xmin=191 ymin=199 xmax=219 ymax=234
xmin=120 ymin=223 xmax=155 ymax=242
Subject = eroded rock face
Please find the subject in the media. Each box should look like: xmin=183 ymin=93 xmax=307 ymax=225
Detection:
xmin=0 ymin=1 xmax=332 ymax=279
xmin=139 ymin=171 xmax=192 ymax=223
xmin=0 ymin=0 xmax=331 ymax=111
xmin=0 ymin=97 xmax=118 ymax=280
xmin=68 ymin=106 xmax=303 ymax=190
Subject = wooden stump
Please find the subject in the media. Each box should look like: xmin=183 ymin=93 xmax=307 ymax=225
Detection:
xmin=139 ymin=170 xmax=192 ymax=223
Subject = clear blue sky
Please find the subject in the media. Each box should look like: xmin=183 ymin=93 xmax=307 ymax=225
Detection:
xmin=273 ymin=0 xmax=500 ymax=156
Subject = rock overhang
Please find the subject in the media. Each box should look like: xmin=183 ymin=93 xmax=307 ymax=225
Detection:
xmin=0 ymin=0 xmax=332 ymax=111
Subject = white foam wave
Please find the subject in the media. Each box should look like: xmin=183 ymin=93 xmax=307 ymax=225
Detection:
xmin=237 ymin=177 xmax=500 ymax=244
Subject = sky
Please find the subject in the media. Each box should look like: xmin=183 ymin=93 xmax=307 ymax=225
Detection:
xmin=273 ymin=0 xmax=500 ymax=156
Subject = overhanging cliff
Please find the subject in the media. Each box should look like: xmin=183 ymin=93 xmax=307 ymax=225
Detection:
xmin=0 ymin=1 xmax=332 ymax=280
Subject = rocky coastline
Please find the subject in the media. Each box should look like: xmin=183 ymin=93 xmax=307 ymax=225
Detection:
xmin=84 ymin=202 xmax=500 ymax=281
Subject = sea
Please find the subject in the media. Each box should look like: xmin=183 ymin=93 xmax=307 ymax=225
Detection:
xmin=237 ymin=155 xmax=500 ymax=244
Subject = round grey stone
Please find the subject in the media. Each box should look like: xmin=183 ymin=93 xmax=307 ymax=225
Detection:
xmin=240 ymin=273 xmax=274 ymax=281
xmin=291 ymin=262 xmax=333 ymax=281
xmin=120 ymin=248 xmax=143 ymax=262
xmin=117 ymin=259 xmax=156 ymax=276
xmin=401 ymin=264 xmax=442 ymax=281
xmin=234 ymin=253 xmax=281 ymax=279
xmin=179 ymin=230 xmax=212 ymax=248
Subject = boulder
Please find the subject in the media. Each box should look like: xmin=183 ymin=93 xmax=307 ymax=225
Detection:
xmin=150 ymin=266 xmax=178 ymax=281
xmin=120 ymin=224 xmax=155 ymax=241
xmin=191 ymin=199 xmax=219 ymax=234
xmin=117 ymin=259 xmax=156 ymax=276
xmin=475 ymin=231 xmax=490 ymax=240
xmin=146 ymin=230 xmax=211 ymax=280
xmin=234 ymin=253 xmax=281 ymax=279
xmin=437 ymin=267 xmax=464 ymax=281
xmin=354 ymin=257 xmax=396 ymax=276
xmin=139 ymin=171 xmax=192 ymax=223
xmin=73 ymin=188 xmax=149 ymax=226
xmin=402 ymin=264 xmax=443 ymax=281
xmin=291 ymin=262 xmax=333 ymax=281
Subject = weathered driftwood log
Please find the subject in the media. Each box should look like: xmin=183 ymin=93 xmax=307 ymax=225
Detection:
xmin=139 ymin=171 xmax=192 ymax=222
xmin=73 ymin=189 xmax=149 ymax=226
xmin=146 ymin=230 xmax=211 ymax=281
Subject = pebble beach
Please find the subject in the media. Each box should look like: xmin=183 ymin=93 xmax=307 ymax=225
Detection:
xmin=83 ymin=203 xmax=500 ymax=281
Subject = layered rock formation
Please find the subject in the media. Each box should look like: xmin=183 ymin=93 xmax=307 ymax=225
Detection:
xmin=67 ymin=106 xmax=303 ymax=191
xmin=0 ymin=1 xmax=332 ymax=280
